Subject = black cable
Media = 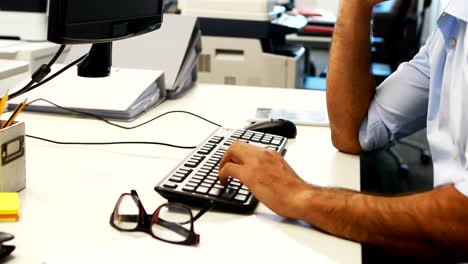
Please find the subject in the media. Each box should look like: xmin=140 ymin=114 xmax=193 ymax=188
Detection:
xmin=22 ymin=99 xmax=222 ymax=148
xmin=23 ymin=98 xmax=222 ymax=129
xmin=26 ymin=135 xmax=197 ymax=149
xmin=25 ymin=54 xmax=87 ymax=93
xmin=9 ymin=80 xmax=35 ymax=99
xmin=9 ymin=45 xmax=70 ymax=100
xmin=47 ymin=45 xmax=66 ymax=67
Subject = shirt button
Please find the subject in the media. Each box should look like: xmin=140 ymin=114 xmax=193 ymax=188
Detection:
xmin=449 ymin=38 xmax=457 ymax=47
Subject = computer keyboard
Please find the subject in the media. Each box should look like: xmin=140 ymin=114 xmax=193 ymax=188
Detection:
xmin=155 ymin=127 xmax=288 ymax=213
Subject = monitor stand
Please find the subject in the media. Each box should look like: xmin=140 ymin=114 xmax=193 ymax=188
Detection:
xmin=77 ymin=43 xmax=113 ymax=78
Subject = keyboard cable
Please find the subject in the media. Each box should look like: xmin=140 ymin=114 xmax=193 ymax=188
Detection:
xmin=10 ymin=98 xmax=222 ymax=149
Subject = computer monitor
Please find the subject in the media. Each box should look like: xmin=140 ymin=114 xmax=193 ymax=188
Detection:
xmin=47 ymin=0 xmax=164 ymax=77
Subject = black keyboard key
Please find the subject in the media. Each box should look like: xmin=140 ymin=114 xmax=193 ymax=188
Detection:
xmin=192 ymin=175 xmax=204 ymax=181
xmin=271 ymin=138 xmax=283 ymax=146
xmin=198 ymin=168 xmax=211 ymax=174
xmin=175 ymin=168 xmax=193 ymax=177
xmin=208 ymin=188 xmax=223 ymax=197
xmin=196 ymin=186 xmax=210 ymax=194
xmin=229 ymin=181 xmax=241 ymax=187
xmin=238 ymin=189 xmax=250 ymax=196
xmin=185 ymin=161 xmax=198 ymax=168
xmin=163 ymin=183 xmax=178 ymax=189
xmin=195 ymin=172 xmax=207 ymax=178
xmin=203 ymin=179 xmax=216 ymax=184
xmin=182 ymin=185 xmax=196 ymax=192
xmin=174 ymin=172 xmax=186 ymax=177
xmin=169 ymin=176 xmax=184 ymax=183
xmin=220 ymin=188 xmax=237 ymax=200
xmin=232 ymin=131 xmax=243 ymax=138
xmin=241 ymin=134 xmax=252 ymax=140
xmin=200 ymin=182 xmax=212 ymax=188
xmin=197 ymin=148 xmax=213 ymax=155
xmin=189 ymin=179 xmax=201 ymax=185
xmin=205 ymin=161 xmax=217 ymax=167
xmin=214 ymin=183 xmax=224 ymax=189
xmin=234 ymin=193 xmax=249 ymax=202
xmin=209 ymin=136 xmax=224 ymax=144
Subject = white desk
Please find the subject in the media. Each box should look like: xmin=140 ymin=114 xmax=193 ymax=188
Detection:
xmin=2 ymin=83 xmax=360 ymax=263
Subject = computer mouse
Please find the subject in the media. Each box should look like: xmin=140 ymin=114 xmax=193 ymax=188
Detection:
xmin=245 ymin=119 xmax=297 ymax=139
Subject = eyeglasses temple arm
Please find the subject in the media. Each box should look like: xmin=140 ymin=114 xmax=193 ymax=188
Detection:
xmin=192 ymin=201 xmax=216 ymax=223
xmin=155 ymin=218 xmax=191 ymax=237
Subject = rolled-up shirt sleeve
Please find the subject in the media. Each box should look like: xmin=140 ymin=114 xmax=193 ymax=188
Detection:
xmin=359 ymin=35 xmax=433 ymax=151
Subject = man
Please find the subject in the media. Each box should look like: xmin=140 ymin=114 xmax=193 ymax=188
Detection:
xmin=218 ymin=0 xmax=468 ymax=262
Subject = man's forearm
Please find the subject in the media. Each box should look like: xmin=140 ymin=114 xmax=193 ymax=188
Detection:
xmin=293 ymin=185 xmax=468 ymax=261
xmin=326 ymin=0 xmax=378 ymax=153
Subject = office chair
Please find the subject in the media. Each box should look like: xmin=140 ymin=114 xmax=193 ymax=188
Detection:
xmin=372 ymin=0 xmax=431 ymax=72
xmin=388 ymin=138 xmax=432 ymax=178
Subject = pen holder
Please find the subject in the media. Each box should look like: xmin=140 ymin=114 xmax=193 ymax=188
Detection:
xmin=0 ymin=121 xmax=26 ymax=192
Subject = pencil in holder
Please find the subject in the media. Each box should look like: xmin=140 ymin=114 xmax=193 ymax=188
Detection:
xmin=0 ymin=121 xmax=26 ymax=192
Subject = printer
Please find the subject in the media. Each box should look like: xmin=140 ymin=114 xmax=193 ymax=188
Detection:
xmin=0 ymin=0 xmax=48 ymax=41
xmin=181 ymin=0 xmax=307 ymax=88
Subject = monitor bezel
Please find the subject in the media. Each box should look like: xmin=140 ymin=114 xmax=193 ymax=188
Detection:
xmin=47 ymin=0 xmax=164 ymax=44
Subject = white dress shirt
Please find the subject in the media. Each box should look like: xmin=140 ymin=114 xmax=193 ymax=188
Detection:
xmin=359 ymin=0 xmax=468 ymax=196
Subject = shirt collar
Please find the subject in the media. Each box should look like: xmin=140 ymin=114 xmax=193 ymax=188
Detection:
xmin=445 ymin=0 xmax=468 ymax=22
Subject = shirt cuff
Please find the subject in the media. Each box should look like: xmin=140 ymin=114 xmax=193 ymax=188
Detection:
xmin=359 ymin=115 xmax=390 ymax=151
xmin=454 ymin=179 xmax=468 ymax=197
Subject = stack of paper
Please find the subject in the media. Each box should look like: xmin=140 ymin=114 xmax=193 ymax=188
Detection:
xmin=8 ymin=67 xmax=166 ymax=121
xmin=0 ymin=193 xmax=19 ymax=222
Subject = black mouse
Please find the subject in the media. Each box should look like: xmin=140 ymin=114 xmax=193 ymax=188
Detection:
xmin=244 ymin=119 xmax=297 ymax=139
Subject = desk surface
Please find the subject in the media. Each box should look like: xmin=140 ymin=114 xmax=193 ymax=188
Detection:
xmin=2 ymin=83 xmax=360 ymax=263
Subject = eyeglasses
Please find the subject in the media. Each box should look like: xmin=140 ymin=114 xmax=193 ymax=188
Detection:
xmin=0 ymin=232 xmax=15 ymax=261
xmin=110 ymin=190 xmax=214 ymax=245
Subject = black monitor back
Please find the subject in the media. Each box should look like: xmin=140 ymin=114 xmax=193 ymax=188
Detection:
xmin=47 ymin=0 xmax=164 ymax=44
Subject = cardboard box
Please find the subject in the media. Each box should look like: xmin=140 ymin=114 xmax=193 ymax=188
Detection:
xmin=0 ymin=121 xmax=26 ymax=192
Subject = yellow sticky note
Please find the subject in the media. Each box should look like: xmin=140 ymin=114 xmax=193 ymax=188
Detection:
xmin=0 ymin=192 xmax=19 ymax=215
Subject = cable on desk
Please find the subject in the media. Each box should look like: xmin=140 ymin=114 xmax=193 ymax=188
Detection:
xmin=26 ymin=135 xmax=197 ymax=149
xmin=22 ymin=99 xmax=222 ymax=149
xmin=24 ymin=98 xmax=223 ymax=129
